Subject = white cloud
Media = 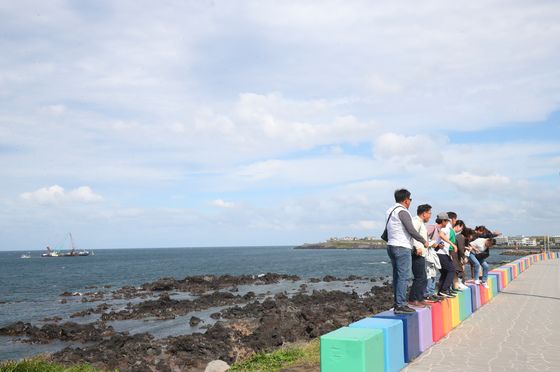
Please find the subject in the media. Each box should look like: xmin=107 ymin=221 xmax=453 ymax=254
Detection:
xmin=20 ymin=185 xmax=103 ymax=205
xmin=374 ymin=132 xmax=447 ymax=167
xmin=211 ymin=199 xmax=236 ymax=208
xmin=447 ymin=172 xmax=511 ymax=192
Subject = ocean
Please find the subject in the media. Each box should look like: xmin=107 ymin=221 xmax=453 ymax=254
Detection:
xmin=0 ymin=246 xmax=514 ymax=360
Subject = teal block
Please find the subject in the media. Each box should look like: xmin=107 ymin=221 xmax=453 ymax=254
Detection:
xmin=350 ymin=317 xmax=405 ymax=372
xmin=461 ymin=286 xmax=473 ymax=318
xmin=321 ymin=327 xmax=385 ymax=372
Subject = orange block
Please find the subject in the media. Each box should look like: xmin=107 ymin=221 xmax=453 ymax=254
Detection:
xmin=441 ymin=298 xmax=452 ymax=336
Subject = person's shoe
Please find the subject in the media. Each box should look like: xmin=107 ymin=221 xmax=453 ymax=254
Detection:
xmin=449 ymin=288 xmax=459 ymax=294
xmin=432 ymin=294 xmax=445 ymax=301
xmin=482 ymin=282 xmax=489 ymax=288
xmin=457 ymin=283 xmax=468 ymax=290
xmin=409 ymin=300 xmax=428 ymax=308
xmin=445 ymin=290 xmax=457 ymax=298
xmin=394 ymin=305 xmax=416 ymax=314
xmin=474 ymin=279 xmax=481 ymax=284
xmin=437 ymin=291 xmax=451 ymax=298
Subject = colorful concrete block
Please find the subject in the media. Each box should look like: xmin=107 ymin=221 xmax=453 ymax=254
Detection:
xmin=449 ymin=296 xmax=460 ymax=328
xmin=468 ymin=283 xmax=481 ymax=310
xmin=479 ymin=284 xmax=488 ymax=305
xmin=408 ymin=306 xmax=433 ymax=352
xmin=349 ymin=317 xmax=405 ymax=372
xmin=428 ymin=301 xmax=444 ymax=342
xmin=460 ymin=286 xmax=472 ymax=319
xmin=320 ymin=326 xmax=385 ymax=372
xmin=374 ymin=310 xmax=420 ymax=363
xmin=487 ymin=275 xmax=498 ymax=297
xmin=489 ymin=271 xmax=504 ymax=291
xmin=441 ymin=298 xmax=452 ymax=336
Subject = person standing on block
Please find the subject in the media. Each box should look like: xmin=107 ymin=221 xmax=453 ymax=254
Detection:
xmin=453 ymin=220 xmax=468 ymax=290
xmin=410 ymin=203 xmax=438 ymax=306
xmin=424 ymin=223 xmax=442 ymax=302
xmin=385 ymin=189 xmax=429 ymax=314
xmin=435 ymin=212 xmax=457 ymax=298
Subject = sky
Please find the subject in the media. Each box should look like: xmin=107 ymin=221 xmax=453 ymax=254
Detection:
xmin=1 ymin=0 xmax=560 ymax=250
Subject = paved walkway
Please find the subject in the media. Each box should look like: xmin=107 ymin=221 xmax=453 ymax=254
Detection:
xmin=404 ymin=259 xmax=560 ymax=372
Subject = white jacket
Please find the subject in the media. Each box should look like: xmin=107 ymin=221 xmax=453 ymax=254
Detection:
xmin=386 ymin=203 xmax=412 ymax=248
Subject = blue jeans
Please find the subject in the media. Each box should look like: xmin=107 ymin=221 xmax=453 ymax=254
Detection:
xmin=387 ymin=245 xmax=412 ymax=307
xmin=425 ymin=276 xmax=437 ymax=297
xmin=468 ymin=254 xmax=489 ymax=282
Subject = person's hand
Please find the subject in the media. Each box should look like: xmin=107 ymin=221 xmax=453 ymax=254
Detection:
xmin=452 ymin=243 xmax=458 ymax=252
xmin=431 ymin=242 xmax=439 ymax=248
xmin=416 ymin=247 xmax=423 ymax=255
xmin=423 ymin=241 xmax=429 ymax=248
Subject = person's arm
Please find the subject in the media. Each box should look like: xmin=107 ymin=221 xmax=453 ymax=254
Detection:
xmin=398 ymin=210 xmax=428 ymax=246
xmin=456 ymin=235 xmax=465 ymax=256
xmin=439 ymin=229 xmax=458 ymax=251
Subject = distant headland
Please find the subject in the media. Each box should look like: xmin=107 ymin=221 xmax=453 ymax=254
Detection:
xmin=294 ymin=236 xmax=386 ymax=250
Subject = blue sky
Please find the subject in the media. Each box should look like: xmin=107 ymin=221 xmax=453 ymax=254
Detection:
xmin=1 ymin=1 xmax=560 ymax=250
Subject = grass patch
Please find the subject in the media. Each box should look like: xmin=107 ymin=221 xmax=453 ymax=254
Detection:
xmin=0 ymin=357 xmax=104 ymax=372
xmin=230 ymin=338 xmax=320 ymax=371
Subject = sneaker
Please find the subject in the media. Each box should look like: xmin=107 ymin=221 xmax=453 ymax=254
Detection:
xmin=482 ymin=282 xmax=489 ymax=288
xmin=458 ymin=283 xmax=468 ymax=290
xmin=437 ymin=291 xmax=452 ymax=298
xmin=449 ymin=289 xmax=459 ymax=294
xmin=394 ymin=305 xmax=416 ymax=314
xmin=474 ymin=280 xmax=481 ymax=285
xmin=445 ymin=290 xmax=457 ymax=298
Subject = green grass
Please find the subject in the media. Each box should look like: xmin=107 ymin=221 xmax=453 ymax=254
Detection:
xmin=0 ymin=357 xmax=104 ymax=372
xmin=230 ymin=338 xmax=320 ymax=371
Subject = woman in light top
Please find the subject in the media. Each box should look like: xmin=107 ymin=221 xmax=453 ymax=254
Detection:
xmin=466 ymin=237 xmax=494 ymax=288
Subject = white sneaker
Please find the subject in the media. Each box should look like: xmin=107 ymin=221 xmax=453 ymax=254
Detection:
xmin=482 ymin=282 xmax=489 ymax=288
xmin=458 ymin=283 xmax=468 ymax=290
xmin=474 ymin=280 xmax=481 ymax=285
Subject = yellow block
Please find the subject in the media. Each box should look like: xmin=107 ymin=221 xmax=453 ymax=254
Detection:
xmin=449 ymin=296 xmax=460 ymax=328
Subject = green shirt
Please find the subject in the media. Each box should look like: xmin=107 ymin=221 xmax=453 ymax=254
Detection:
xmin=449 ymin=227 xmax=456 ymax=250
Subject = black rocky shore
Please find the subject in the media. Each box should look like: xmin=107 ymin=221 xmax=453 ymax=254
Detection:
xmin=0 ymin=273 xmax=394 ymax=372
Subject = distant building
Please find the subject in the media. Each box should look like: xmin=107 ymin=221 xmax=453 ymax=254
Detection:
xmin=508 ymin=235 xmax=537 ymax=246
xmin=494 ymin=236 xmax=509 ymax=245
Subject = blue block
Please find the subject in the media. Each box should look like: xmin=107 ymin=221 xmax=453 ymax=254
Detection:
xmin=374 ymin=310 xmax=420 ymax=363
xmin=350 ymin=317 xmax=406 ymax=372
xmin=461 ymin=286 xmax=473 ymax=319
xmin=467 ymin=283 xmax=480 ymax=311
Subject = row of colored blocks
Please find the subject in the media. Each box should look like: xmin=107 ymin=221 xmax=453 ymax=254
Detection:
xmin=320 ymin=252 xmax=560 ymax=372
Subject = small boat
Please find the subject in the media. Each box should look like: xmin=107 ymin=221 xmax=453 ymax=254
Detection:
xmin=42 ymin=233 xmax=89 ymax=257
xmin=20 ymin=252 xmax=31 ymax=259
xmin=41 ymin=246 xmax=60 ymax=257
xmin=63 ymin=233 xmax=89 ymax=256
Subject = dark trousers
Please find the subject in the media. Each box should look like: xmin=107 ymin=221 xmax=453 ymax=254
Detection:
xmin=409 ymin=253 xmax=427 ymax=301
xmin=437 ymin=253 xmax=455 ymax=292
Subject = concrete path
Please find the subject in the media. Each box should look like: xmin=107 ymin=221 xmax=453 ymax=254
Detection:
xmin=404 ymin=260 xmax=560 ymax=372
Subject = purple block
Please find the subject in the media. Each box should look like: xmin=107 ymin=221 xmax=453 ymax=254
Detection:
xmin=374 ymin=309 xmax=420 ymax=362
xmin=409 ymin=305 xmax=433 ymax=352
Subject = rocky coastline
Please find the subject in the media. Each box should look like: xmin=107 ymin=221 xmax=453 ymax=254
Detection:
xmin=0 ymin=273 xmax=393 ymax=371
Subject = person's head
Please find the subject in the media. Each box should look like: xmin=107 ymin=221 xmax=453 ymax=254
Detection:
xmin=394 ymin=188 xmax=412 ymax=209
xmin=453 ymin=219 xmax=465 ymax=233
xmin=435 ymin=212 xmax=449 ymax=226
xmin=484 ymin=238 xmax=495 ymax=249
xmin=447 ymin=211 xmax=457 ymax=226
xmin=462 ymin=227 xmax=475 ymax=243
xmin=416 ymin=204 xmax=432 ymax=223
xmin=475 ymin=225 xmax=486 ymax=234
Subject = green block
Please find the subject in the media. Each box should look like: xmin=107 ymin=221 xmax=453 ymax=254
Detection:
xmin=321 ymin=326 xmax=385 ymax=372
